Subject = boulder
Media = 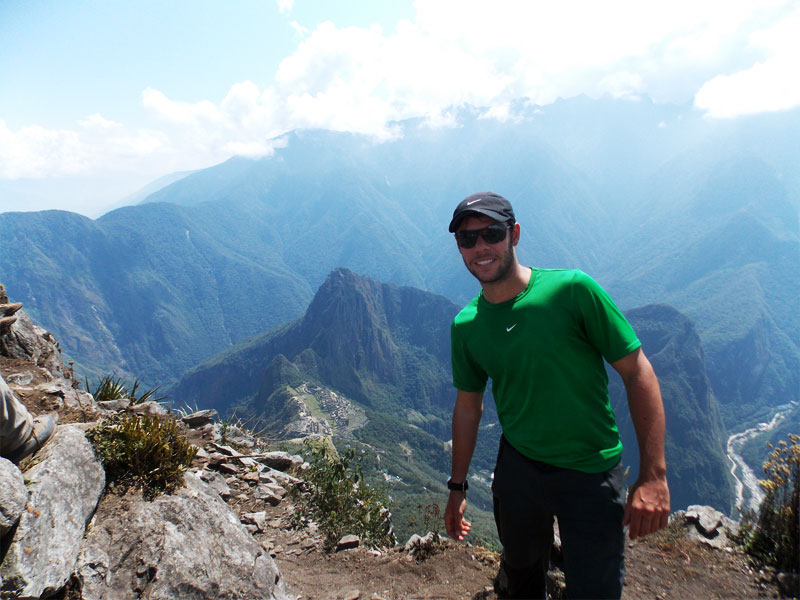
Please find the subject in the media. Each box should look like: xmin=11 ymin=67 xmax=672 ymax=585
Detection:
xmin=97 ymin=398 xmax=131 ymax=411
xmin=686 ymin=505 xmax=723 ymax=536
xmin=180 ymin=409 xmax=217 ymax=428
xmin=0 ymin=308 xmax=71 ymax=384
xmin=129 ymin=400 xmax=169 ymax=416
xmin=0 ymin=425 xmax=105 ymax=599
xmin=0 ymin=458 xmax=27 ymax=537
xmin=683 ymin=505 xmax=740 ymax=549
xmin=336 ymin=535 xmax=360 ymax=552
xmin=258 ymin=451 xmax=304 ymax=472
xmin=76 ymin=471 xmax=289 ymax=600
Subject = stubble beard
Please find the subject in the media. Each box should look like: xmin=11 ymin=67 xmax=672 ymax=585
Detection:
xmin=465 ymin=237 xmax=515 ymax=284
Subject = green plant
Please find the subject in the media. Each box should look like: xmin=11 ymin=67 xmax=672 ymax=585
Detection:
xmin=292 ymin=438 xmax=396 ymax=551
xmin=218 ymin=408 xmax=267 ymax=450
xmin=86 ymin=413 xmax=198 ymax=499
xmin=86 ymin=374 xmax=166 ymax=405
xmin=408 ymin=502 xmax=443 ymax=537
xmin=742 ymin=433 xmax=799 ymax=573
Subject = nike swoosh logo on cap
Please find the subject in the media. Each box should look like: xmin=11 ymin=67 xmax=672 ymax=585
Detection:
xmin=466 ymin=198 xmax=481 ymax=205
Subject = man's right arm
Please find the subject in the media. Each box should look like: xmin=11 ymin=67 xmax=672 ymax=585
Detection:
xmin=445 ymin=389 xmax=484 ymax=541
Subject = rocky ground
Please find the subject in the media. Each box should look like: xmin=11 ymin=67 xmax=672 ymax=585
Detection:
xmin=0 ymin=293 xmax=791 ymax=600
xmin=8 ymin=379 xmax=784 ymax=600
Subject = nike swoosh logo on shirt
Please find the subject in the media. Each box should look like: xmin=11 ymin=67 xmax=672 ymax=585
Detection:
xmin=506 ymin=324 xmax=517 ymax=332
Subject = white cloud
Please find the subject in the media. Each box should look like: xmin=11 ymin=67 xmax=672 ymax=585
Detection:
xmin=694 ymin=2 xmax=800 ymax=117
xmin=290 ymin=20 xmax=309 ymax=36
xmin=0 ymin=118 xmax=168 ymax=179
xmin=276 ymin=0 xmax=294 ymax=15
xmin=2 ymin=0 xmax=798 ymax=189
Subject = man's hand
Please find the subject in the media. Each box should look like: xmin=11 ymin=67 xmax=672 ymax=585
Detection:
xmin=444 ymin=490 xmax=471 ymax=541
xmin=623 ymin=476 xmax=670 ymax=539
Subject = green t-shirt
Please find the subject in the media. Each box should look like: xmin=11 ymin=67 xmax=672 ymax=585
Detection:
xmin=451 ymin=268 xmax=641 ymax=473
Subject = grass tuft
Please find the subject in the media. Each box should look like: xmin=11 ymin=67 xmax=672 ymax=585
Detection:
xmin=86 ymin=413 xmax=197 ymax=499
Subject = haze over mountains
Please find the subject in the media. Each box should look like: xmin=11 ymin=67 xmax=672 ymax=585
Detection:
xmin=1 ymin=95 xmax=798 ymax=492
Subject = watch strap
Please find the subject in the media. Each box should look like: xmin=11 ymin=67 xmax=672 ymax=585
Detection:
xmin=447 ymin=477 xmax=469 ymax=492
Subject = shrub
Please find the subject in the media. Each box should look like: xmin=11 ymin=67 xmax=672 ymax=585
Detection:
xmin=86 ymin=375 xmax=166 ymax=405
xmin=743 ymin=433 xmax=799 ymax=573
xmin=292 ymin=438 xmax=395 ymax=551
xmin=86 ymin=413 xmax=198 ymax=499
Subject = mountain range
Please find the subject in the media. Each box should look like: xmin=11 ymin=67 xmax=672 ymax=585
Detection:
xmin=0 ymin=94 xmax=797 ymax=481
xmin=172 ymin=268 xmax=733 ymax=528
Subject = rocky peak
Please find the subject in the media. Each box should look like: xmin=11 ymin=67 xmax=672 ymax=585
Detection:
xmin=301 ymin=268 xmax=400 ymax=382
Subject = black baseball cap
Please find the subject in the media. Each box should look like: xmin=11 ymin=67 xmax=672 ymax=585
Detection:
xmin=448 ymin=191 xmax=516 ymax=232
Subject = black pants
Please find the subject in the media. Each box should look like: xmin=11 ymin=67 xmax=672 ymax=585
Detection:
xmin=491 ymin=437 xmax=626 ymax=600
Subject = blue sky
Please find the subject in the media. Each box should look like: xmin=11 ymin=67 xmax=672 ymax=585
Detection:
xmin=1 ymin=0 xmax=799 ymax=216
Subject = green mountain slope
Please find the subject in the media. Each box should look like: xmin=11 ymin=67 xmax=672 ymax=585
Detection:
xmin=174 ymin=269 xmax=735 ymax=522
xmin=610 ymin=304 xmax=733 ymax=513
xmin=1 ymin=96 xmax=797 ymax=437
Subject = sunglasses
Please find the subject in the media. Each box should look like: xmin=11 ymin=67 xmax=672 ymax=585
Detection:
xmin=454 ymin=224 xmax=512 ymax=248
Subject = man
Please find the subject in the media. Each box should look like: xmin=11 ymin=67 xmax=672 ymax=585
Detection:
xmin=444 ymin=192 xmax=670 ymax=599
xmin=0 ymin=302 xmax=56 ymax=463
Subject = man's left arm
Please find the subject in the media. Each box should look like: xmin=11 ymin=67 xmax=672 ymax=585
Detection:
xmin=611 ymin=347 xmax=670 ymax=539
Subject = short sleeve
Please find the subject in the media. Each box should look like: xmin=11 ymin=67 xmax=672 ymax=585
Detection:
xmin=571 ymin=271 xmax=641 ymax=363
xmin=450 ymin=319 xmax=488 ymax=392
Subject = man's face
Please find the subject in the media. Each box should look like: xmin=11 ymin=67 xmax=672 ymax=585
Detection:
xmin=456 ymin=214 xmax=518 ymax=284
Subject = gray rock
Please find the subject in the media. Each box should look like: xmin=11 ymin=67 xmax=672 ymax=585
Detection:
xmin=129 ymin=400 xmax=169 ymax=416
xmin=0 ymin=310 xmax=69 ymax=382
xmin=0 ymin=425 xmax=105 ymax=599
xmin=263 ymin=467 xmax=302 ymax=487
xmin=36 ymin=381 xmax=92 ymax=410
xmin=199 ymin=469 xmax=232 ymax=498
xmin=262 ymin=483 xmax=288 ymax=498
xmin=255 ymin=485 xmax=284 ymax=506
xmin=241 ymin=511 xmax=268 ymax=532
xmin=76 ymin=471 xmax=289 ymax=600
xmin=98 ymin=398 xmax=131 ymax=411
xmin=683 ymin=505 xmax=740 ymax=549
xmin=0 ymin=457 xmax=27 ymax=537
xmin=211 ymin=443 xmax=241 ymax=456
xmin=336 ymin=534 xmax=360 ymax=552
xmin=4 ymin=372 xmax=33 ymax=386
xmin=181 ymin=409 xmax=217 ymax=428
xmin=258 ymin=451 xmax=303 ymax=473
xmin=686 ymin=505 xmax=724 ymax=536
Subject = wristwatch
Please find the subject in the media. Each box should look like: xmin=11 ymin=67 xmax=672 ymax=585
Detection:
xmin=447 ymin=477 xmax=469 ymax=492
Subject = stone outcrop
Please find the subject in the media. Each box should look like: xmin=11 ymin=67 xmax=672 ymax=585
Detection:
xmin=0 ymin=425 xmax=105 ymax=599
xmin=1 ymin=288 xmax=293 ymax=599
xmin=76 ymin=471 xmax=289 ymax=600
xmin=0 ymin=458 xmax=26 ymax=538
xmin=675 ymin=505 xmax=740 ymax=550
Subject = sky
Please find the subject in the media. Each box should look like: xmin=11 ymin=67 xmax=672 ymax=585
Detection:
xmin=1 ymin=0 xmax=799 ymax=217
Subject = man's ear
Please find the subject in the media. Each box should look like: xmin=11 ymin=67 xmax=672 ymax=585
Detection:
xmin=511 ymin=222 xmax=521 ymax=246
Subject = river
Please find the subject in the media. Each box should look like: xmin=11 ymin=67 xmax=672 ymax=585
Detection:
xmin=726 ymin=402 xmax=797 ymax=516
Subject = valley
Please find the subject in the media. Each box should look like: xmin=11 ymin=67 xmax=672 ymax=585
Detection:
xmin=1 ymin=96 xmax=797 ymax=528
xmin=726 ymin=401 xmax=798 ymax=516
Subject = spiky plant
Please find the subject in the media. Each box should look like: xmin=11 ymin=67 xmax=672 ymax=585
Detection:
xmin=86 ymin=375 xmax=166 ymax=405
xmin=86 ymin=413 xmax=198 ymax=499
